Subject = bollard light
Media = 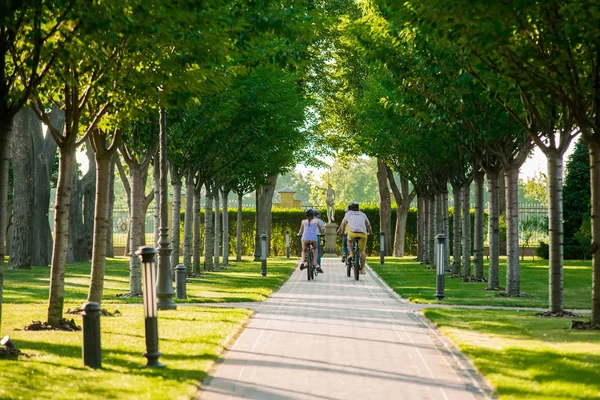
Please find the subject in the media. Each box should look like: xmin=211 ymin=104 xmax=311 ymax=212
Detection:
xmin=253 ymin=233 xmax=261 ymax=261
xmin=435 ymin=234 xmax=447 ymax=300
xmin=285 ymin=230 xmax=290 ymax=259
xmin=175 ymin=264 xmax=187 ymax=300
xmin=82 ymin=301 xmax=102 ymax=369
xmin=1 ymin=335 xmax=16 ymax=351
xmin=260 ymin=233 xmax=268 ymax=276
xmin=136 ymin=246 xmax=165 ymax=368
xmin=380 ymin=231 xmax=385 ymax=264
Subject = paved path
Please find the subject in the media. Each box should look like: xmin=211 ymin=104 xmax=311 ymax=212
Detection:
xmin=198 ymin=257 xmax=494 ymax=400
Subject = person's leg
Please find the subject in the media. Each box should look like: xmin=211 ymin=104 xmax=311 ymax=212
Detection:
xmin=342 ymin=235 xmax=347 ymax=260
xmin=317 ymin=238 xmax=322 ymax=265
xmin=300 ymin=241 xmax=307 ymax=269
xmin=347 ymin=233 xmax=356 ymax=259
xmin=358 ymin=234 xmax=367 ymax=273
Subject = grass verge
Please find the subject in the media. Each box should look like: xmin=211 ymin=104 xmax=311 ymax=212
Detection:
xmin=368 ymin=257 xmax=592 ymax=309
xmin=0 ymin=256 xmax=296 ymax=399
xmin=423 ymin=308 xmax=600 ymax=400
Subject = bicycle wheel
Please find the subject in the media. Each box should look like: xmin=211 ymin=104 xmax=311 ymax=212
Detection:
xmin=307 ymin=247 xmax=313 ymax=281
xmin=346 ymin=257 xmax=351 ymax=277
xmin=354 ymin=242 xmax=360 ymax=281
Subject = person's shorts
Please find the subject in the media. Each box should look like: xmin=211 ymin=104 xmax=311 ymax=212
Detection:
xmin=302 ymin=239 xmax=317 ymax=248
xmin=347 ymin=232 xmax=367 ymax=251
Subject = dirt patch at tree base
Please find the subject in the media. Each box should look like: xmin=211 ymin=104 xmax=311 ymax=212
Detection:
xmin=496 ymin=292 xmax=537 ymax=298
xmin=570 ymin=320 xmax=600 ymax=330
xmin=66 ymin=308 xmax=122 ymax=317
xmin=116 ymin=292 xmax=143 ymax=298
xmin=24 ymin=318 xmax=81 ymax=331
xmin=463 ymin=276 xmax=487 ymax=283
xmin=535 ymin=310 xmax=581 ymax=318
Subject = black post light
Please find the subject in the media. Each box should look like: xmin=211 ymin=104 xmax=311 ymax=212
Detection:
xmin=260 ymin=233 xmax=268 ymax=276
xmin=136 ymin=246 xmax=165 ymax=368
xmin=285 ymin=230 xmax=290 ymax=259
xmin=435 ymin=234 xmax=447 ymax=300
xmin=82 ymin=301 xmax=102 ymax=369
xmin=175 ymin=264 xmax=187 ymax=300
xmin=379 ymin=231 xmax=385 ymax=264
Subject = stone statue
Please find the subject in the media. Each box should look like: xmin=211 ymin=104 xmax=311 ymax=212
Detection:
xmin=318 ymin=183 xmax=336 ymax=223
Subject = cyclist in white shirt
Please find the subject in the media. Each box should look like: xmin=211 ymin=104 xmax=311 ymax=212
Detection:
xmin=337 ymin=202 xmax=372 ymax=274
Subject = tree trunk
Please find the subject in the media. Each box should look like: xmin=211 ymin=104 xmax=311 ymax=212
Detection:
xmin=473 ymin=170 xmax=485 ymax=280
xmin=87 ymin=151 xmax=114 ymax=304
xmin=203 ymin=187 xmax=214 ymax=271
xmin=428 ymin=196 xmax=435 ymax=264
xmin=68 ymin=145 xmax=95 ymax=263
xmin=170 ymin=175 xmax=182 ymax=269
xmin=47 ymin=144 xmax=77 ymax=327
xmin=105 ymin=157 xmax=115 ymax=258
xmin=498 ymin=167 xmax=507 ymax=256
xmin=546 ymin=150 xmax=565 ymax=312
xmin=9 ymin=108 xmax=35 ymax=269
xmin=505 ymin=166 xmax=521 ymax=295
xmin=256 ymin=175 xmax=278 ymax=257
xmin=589 ymin=140 xmax=600 ymax=325
xmin=222 ymin=188 xmax=230 ymax=266
xmin=32 ymin=106 xmax=60 ymax=266
xmin=387 ymin=170 xmax=414 ymax=257
xmin=183 ymin=171 xmax=194 ymax=274
xmin=236 ymin=192 xmax=243 ymax=261
xmin=451 ymin=183 xmax=461 ymax=274
xmin=214 ymin=188 xmax=221 ymax=269
xmin=127 ymin=163 xmax=147 ymax=295
xmin=461 ymin=183 xmax=471 ymax=277
xmin=487 ymin=172 xmax=500 ymax=290
xmin=0 ymin=118 xmax=14 ymax=333
xmin=192 ymin=182 xmax=202 ymax=275
xmin=442 ymin=190 xmax=450 ymax=272
xmin=377 ymin=158 xmax=392 ymax=255
xmin=417 ymin=195 xmax=425 ymax=262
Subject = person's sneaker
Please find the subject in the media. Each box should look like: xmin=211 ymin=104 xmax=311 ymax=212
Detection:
xmin=317 ymin=267 xmax=324 ymax=273
xmin=299 ymin=263 xmax=306 ymax=270
xmin=360 ymin=268 xmax=366 ymax=275
xmin=341 ymin=256 xmax=346 ymax=263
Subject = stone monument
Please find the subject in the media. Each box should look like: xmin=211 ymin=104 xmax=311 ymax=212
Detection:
xmin=319 ymin=183 xmax=338 ymax=256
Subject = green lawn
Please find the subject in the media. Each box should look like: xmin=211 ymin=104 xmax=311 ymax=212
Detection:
xmin=368 ymin=256 xmax=599 ymax=399
xmin=0 ymin=256 xmax=297 ymax=399
xmin=423 ymin=308 xmax=600 ymax=400
xmin=3 ymin=256 xmax=296 ymax=305
xmin=368 ymin=257 xmax=592 ymax=309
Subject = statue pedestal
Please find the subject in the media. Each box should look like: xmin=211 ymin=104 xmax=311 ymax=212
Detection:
xmin=324 ymin=223 xmax=338 ymax=257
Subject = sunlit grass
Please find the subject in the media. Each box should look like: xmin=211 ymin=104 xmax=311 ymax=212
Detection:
xmin=368 ymin=257 xmax=592 ymax=309
xmin=3 ymin=256 xmax=297 ymax=305
xmin=1 ymin=256 xmax=296 ymax=399
xmin=424 ymin=309 xmax=600 ymax=400
xmin=1 ymin=304 xmax=251 ymax=400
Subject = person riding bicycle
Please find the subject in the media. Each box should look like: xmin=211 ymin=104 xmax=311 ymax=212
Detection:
xmin=340 ymin=208 xmax=349 ymax=263
xmin=313 ymin=209 xmax=326 ymax=266
xmin=337 ymin=202 xmax=372 ymax=274
xmin=298 ymin=208 xmax=325 ymax=273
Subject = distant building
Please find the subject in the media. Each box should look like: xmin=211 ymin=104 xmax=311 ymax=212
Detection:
xmin=275 ymin=187 xmax=303 ymax=208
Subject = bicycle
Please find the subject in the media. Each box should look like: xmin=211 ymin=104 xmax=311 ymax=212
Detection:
xmin=345 ymin=233 xmax=370 ymax=281
xmin=300 ymin=235 xmax=323 ymax=281
xmin=345 ymin=237 xmax=361 ymax=281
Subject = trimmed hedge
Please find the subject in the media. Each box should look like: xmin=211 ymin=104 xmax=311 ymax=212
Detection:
xmin=222 ymin=206 xmax=417 ymax=257
xmin=193 ymin=205 xmax=484 ymax=257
